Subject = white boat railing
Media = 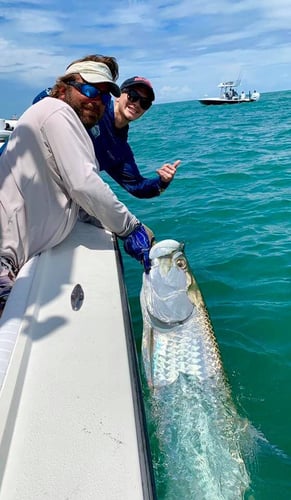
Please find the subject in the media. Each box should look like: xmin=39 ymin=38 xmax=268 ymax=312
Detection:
xmin=0 ymin=222 xmax=156 ymax=499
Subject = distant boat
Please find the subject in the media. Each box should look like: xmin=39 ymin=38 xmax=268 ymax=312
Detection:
xmin=199 ymin=79 xmax=260 ymax=106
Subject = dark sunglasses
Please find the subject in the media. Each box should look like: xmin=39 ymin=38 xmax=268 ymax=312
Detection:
xmin=67 ymin=81 xmax=111 ymax=105
xmin=124 ymin=88 xmax=152 ymax=111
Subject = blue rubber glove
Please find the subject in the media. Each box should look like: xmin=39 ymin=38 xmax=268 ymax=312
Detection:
xmin=123 ymin=224 xmax=154 ymax=273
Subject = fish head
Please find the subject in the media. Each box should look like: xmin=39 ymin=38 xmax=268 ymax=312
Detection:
xmin=142 ymin=239 xmax=195 ymax=328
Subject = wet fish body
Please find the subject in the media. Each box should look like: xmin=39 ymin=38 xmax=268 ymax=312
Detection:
xmin=140 ymin=240 xmax=253 ymax=499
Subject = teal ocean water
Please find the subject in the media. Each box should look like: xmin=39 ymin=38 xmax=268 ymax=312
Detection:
xmin=105 ymin=91 xmax=291 ymax=499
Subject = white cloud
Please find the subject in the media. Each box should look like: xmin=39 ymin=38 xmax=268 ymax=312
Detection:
xmin=0 ymin=0 xmax=291 ymax=116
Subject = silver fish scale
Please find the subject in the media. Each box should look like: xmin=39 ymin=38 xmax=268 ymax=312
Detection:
xmin=143 ymin=303 xmax=226 ymax=389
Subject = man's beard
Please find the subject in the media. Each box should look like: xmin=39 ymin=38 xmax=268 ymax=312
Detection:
xmin=64 ymin=89 xmax=104 ymax=128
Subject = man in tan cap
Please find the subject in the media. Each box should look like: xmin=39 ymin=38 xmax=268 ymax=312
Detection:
xmin=0 ymin=55 xmax=153 ymax=315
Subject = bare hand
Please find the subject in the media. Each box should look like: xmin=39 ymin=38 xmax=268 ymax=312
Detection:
xmin=156 ymin=160 xmax=181 ymax=183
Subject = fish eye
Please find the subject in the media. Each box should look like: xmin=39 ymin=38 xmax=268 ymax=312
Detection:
xmin=176 ymin=257 xmax=187 ymax=269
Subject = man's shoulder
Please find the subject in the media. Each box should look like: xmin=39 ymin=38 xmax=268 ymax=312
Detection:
xmin=23 ymin=97 xmax=78 ymax=130
xmin=32 ymin=97 xmax=70 ymax=115
xmin=31 ymin=89 xmax=72 ymax=117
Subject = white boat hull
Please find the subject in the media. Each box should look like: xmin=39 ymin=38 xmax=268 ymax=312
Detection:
xmin=199 ymin=97 xmax=258 ymax=105
xmin=0 ymin=221 xmax=155 ymax=499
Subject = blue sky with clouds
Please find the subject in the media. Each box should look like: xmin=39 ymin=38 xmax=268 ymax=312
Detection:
xmin=1 ymin=0 xmax=291 ymax=117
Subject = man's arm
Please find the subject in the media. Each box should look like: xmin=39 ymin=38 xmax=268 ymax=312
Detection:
xmin=43 ymin=103 xmax=139 ymax=237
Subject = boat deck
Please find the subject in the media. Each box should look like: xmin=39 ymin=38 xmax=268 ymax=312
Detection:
xmin=0 ymin=221 xmax=155 ymax=499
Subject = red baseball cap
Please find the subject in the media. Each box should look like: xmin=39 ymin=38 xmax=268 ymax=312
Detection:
xmin=120 ymin=76 xmax=155 ymax=101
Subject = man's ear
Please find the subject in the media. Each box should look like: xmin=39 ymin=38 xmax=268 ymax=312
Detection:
xmin=58 ymin=84 xmax=67 ymax=101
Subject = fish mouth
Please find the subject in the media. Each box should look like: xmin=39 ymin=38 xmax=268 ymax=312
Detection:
xmin=149 ymin=239 xmax=184 ymax=260
xmin=144 ymin=239 xmax=194 ymax=328
xmin=146 ymin=307 xmax=193 ymax=330
xmin=144 ymin=281 xmax=194 ymax=329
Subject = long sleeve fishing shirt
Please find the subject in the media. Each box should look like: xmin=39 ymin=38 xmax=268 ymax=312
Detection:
xmin=0 ymin=97 xmax=139 ymax=269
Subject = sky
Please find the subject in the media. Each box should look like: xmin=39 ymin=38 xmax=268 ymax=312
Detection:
xmin=1 ymin=0 xmax=291 ymax=117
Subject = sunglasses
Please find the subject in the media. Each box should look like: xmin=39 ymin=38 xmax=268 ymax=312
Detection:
xmin=125 ymin=88 xmax=152 ymax=111
xmin=67 ymin=81 xmax=111 ymax=105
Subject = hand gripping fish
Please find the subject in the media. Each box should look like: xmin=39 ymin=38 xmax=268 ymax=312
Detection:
xmin=140 ymin=239 xmax=253 ymax=500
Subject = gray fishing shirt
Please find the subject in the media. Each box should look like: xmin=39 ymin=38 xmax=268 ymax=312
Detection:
xmin=0 ymin=97 xmax=138 ymax=269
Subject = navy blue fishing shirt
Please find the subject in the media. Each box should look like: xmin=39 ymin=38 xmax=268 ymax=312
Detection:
xmin=89 ymin=100 xmax=169 ymax=198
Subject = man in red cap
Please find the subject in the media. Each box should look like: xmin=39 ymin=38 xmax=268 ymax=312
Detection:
xmin=89 ymin=74 xmax=180 ymax=198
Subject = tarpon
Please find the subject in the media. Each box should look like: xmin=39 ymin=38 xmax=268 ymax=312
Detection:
xmin=140 ymin=239 xmax=254 ymax=499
